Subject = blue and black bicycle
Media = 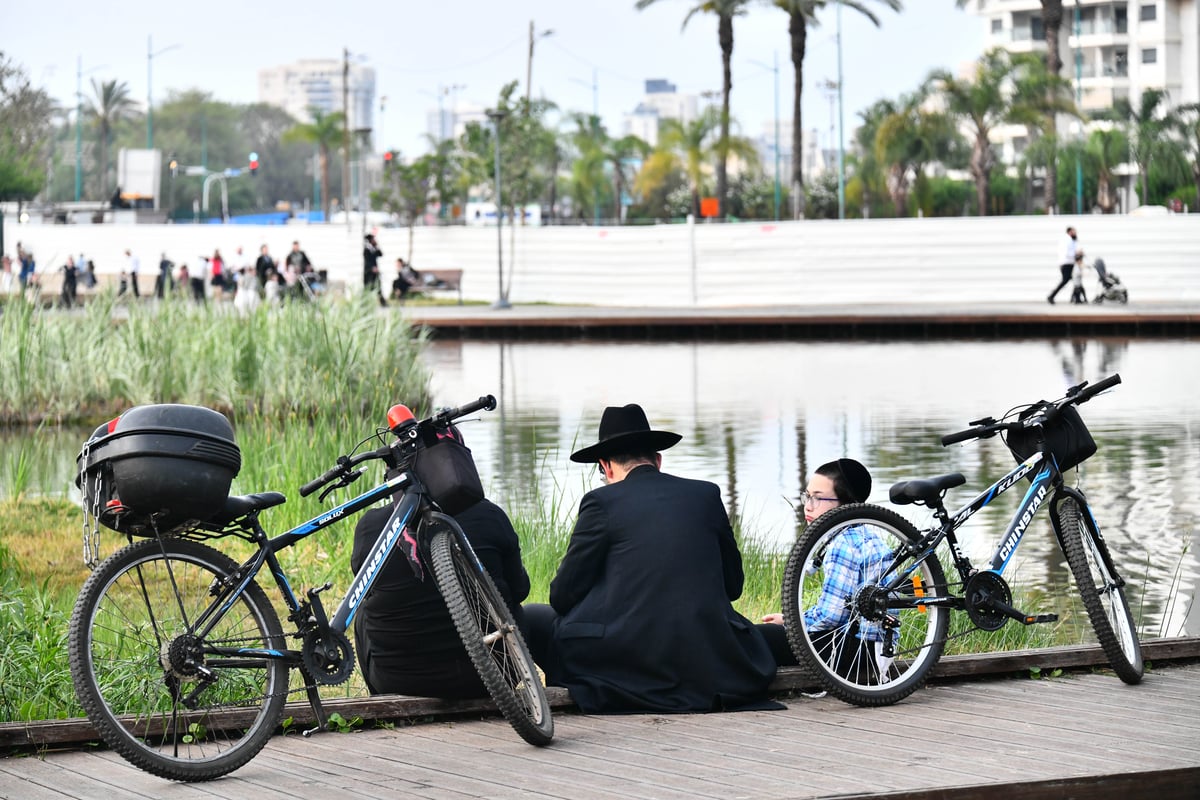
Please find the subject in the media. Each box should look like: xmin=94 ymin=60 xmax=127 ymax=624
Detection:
xmin=782 ymin=374 xmax=1143 ymax=706
xmin=69 ymin=395 xmax=552 ymax=781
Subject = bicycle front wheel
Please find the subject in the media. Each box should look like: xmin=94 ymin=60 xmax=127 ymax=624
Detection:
xmin=68 ymin=538 xmax=289 ymax=781
xmin=782 ymin=504 xmax=950 ymax=706
xmin=427 ymin=514 xmax=554 ymax=746
xmin=1055 ymin=496 xmax=1144 ymax=684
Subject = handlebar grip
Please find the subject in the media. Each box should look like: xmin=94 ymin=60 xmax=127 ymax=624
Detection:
xmin=1075 ymin=373 xmax=1121 ymax=404
xmin=300 ymin=464 xmax=344 ymax=497
xmin=941 ymin=427 xmax=982 ymax=446
xmin=434 ymin=395 xmax=497 ymax=426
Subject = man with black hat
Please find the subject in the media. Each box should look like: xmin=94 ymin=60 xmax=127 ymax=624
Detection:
xmin=524 ymin=404 xmax=778 ymax=714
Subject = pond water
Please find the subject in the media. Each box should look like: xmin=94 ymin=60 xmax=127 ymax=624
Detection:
xmin=5 ymin=336 xmax=1198 ymax=638
xmin=420 ymin=336 xmax=1200 ymax=639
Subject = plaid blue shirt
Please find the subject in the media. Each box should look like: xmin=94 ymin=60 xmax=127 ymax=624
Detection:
xmin=803 ymin=524 xmax=894 ymax=642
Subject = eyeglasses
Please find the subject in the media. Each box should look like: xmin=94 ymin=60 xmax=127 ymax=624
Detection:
xmin=800 ymin=490 xmax=838 ymax=507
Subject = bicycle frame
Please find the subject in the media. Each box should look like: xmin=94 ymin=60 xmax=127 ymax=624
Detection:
xmin=881 ymin=452 xmax=1060 ymax=602
xmin=190 ymin=468 xmax=432 ymax=660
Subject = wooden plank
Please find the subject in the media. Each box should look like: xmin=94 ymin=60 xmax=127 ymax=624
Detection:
xmin=828 ymin=767 xmax=1200 ymax=800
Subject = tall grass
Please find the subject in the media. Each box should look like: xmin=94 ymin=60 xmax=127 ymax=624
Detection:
xmin=0 ymin=292 xmax=431 ymax=425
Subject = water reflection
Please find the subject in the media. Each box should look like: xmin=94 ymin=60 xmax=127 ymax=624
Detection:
xmin=5 ymin=337 xmax=1197 ymax=638
xmin=423 ymin=336 xmax=1199 ymax=638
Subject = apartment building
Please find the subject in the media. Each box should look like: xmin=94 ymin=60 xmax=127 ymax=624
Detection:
xmin=258 ymin=59 xmax=377 ymax=141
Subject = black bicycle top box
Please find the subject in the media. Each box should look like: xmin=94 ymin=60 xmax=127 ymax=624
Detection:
xmin=76 ymin=404 xmax=241 ymax=535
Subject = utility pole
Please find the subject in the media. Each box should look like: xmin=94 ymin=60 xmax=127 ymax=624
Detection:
xmin=486 ymin=109 xmax=510 ymax=309
xmin=343 ymin=47 xmax=351 ymax=230
xmin=1074 ymin=0 xmax=1084 ymax=214
xmin=525 ymin=21 xmax=553 ymax=111
xmin=836 ymin=0 xmax=846 ymax=220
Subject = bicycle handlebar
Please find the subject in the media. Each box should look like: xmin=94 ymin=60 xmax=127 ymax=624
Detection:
xmin=299 ymin=394 xmax=498 ymax=498
xmin=940 ymin=374 xmax=1121 ymax=449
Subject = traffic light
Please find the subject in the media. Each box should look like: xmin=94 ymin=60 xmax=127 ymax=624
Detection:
xmin=169 ymin=154 xmax=178 ymax=178
xmin=248 ymin=151 xmax=259 ymax=176
xmin=383 ymin=150 xmax=394 ymax=169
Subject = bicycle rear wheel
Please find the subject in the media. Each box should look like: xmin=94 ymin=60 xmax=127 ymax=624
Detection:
xmin=1055 ymin=496 xmax=1144 ymax=684
xmin=427 ymin=513 xmax=554 ymax=746
xmin=68 ymin=538 xmax=289 ymax=781
xmin=782 ymin=504 xmax=950 ymax=706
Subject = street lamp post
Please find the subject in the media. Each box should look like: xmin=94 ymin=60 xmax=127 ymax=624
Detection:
xmin=486 ymin=109 xmax=510 ymax=310
xmin=1074 ymin=0 xmax=1084 ymax=214
xmin=751 ymin=54 xmax=782 ymax=221
xmin=147 ymin=35 xmax=181 ymax=149
xmin=836 ymin=0 xmax=846 ymax=220
xmin=570 ymin=69 xmax=600 ymax=224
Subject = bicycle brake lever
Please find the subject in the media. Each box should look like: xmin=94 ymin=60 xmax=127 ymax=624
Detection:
xmin=316 ymin=470 xmax=364 ymax=503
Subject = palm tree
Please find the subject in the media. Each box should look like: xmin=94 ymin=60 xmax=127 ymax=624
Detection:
xmin=1176 ymin=103 xmax=1200 ymax=207
xmin=872 ymin=92 xmax=957 ymax=216
xmin=1113 ymin=88 xmax=1186 ymax=206
xmin=1083 ymin=126 xmax=1128 ymax=213
xmin=957 ymin=0 xmax=1065 ymax=211
xmin=282 ymin=108 xmax=345 ymax=220
xmin=85 ymin=78 xmax=138 ymax=197
xmin=637 ymin=106 xmax=724 ymax=216
xmin=931 ymin=48 xmax=1073 ymax=216
xmin=773 ymin=0 xmax=902 ymax=218
xmin=635 ymin=0 xmax=753 ymax=219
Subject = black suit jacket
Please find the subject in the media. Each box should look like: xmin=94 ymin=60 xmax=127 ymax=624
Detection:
xmin=547 ymin=465 xmax=777 ymax=713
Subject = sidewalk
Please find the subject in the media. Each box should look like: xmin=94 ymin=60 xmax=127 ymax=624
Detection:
xmin=396 ymin=300 xmax=1200 ymax=338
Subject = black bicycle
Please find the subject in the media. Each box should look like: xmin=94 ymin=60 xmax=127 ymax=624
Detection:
xmin=782 ymin=374 xmax=1142 ymax=706
xmin=69 ymin=395 xmax=552 ymax=781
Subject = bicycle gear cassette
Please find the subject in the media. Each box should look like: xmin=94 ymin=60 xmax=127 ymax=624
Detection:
xmin=302 ymin=628 xmax=355 ymax=686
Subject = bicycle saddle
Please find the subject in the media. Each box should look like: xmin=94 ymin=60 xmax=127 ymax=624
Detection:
xmin=209 ymin=491 xmax=288 ymax=525
xmin=889 ymin=473 xmax=965 ymax=506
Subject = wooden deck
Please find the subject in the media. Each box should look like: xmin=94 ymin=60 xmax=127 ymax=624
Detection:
xmin=3 ymin=656 xmax=1198 ymax=799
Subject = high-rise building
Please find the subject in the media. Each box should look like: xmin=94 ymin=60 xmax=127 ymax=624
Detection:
xmin=622 ymin=79 xmax=700 ymax=146
xmin=258 ymin=59 xmax=377 ymax=142
xmin=970 ymin=0 xmax=1198 ymax=114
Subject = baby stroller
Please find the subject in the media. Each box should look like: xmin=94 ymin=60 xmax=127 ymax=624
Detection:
xmin=1091 ymin=258 xmax=1128 ymax=304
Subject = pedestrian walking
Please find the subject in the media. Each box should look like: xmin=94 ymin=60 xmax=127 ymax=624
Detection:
xmin=1047 ymin=226 xmax=1078 ymax=304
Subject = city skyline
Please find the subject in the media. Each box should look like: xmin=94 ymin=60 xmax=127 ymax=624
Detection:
xmin=6 ymin=1 xmax=984 ymax=158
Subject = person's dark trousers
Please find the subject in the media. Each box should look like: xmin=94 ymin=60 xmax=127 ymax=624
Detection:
xmin=755 ymin=623 xmax=799 ymax=667
xmin=1047 ymin=263 xmax=1073 ymax=303
xmin=522 ymin=603 xmax=558 ymax=678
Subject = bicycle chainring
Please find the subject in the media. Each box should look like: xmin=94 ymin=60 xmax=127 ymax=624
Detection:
xmin=964 ymin=571 xmax=1012 ymax=632
xmin=301 ymin=628 xmax=355 ymax=686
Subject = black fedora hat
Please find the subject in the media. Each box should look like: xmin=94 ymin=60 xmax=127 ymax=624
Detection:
xmin=570 ymin=404 xmax=682 ymax=463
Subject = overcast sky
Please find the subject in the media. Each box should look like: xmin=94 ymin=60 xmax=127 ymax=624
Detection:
xmin=6 ymin=1 xmax=985 ymax=158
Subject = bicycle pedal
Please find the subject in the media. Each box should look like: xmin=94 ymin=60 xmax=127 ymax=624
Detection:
xmin=1022 ymin=613 xmax=1059 ymax=625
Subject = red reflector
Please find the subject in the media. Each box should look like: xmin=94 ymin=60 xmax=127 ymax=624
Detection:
xmin=106 ymin=417 xmax=120 ymax=434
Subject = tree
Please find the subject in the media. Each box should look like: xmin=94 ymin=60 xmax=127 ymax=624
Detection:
xmin=1177 ymin=104 xmax=1200 ymax=207
xmin=1111 ymin=88 xmax=1186 ymax=206
xmin=1083 ymin=126 xmax=1128 ymax=213
xmin=637 ymin=105 xmax=726 ymax=216
xmin=635 ymin=0 xmax=753 ymax=219
xmin=872 ymin=91 xmax=959 ymax=216
xmin=773 ymin=0 xmax=902 ymax=218
xmin=931 ymin=48 xmax=1072 ymax=216
xmin=283 ymin=108 xmax=346 ymax=220
xmin=957 ymin=0 xmax=1066 ymax=211
xmin=374 ymin=152 xmax=432 ymax=261
xmin=85 ymin=78 xmax=138 ymax=197
xmin=0 ymin=55 xmax=57 ymax=202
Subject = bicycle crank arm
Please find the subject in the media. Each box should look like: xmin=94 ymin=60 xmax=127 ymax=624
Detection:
xmin=987 ymin=595 xmax=1059 ymax=626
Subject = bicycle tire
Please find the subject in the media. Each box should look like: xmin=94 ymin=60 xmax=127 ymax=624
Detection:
xmin=68 ymin=538 xmax=289 ymax=781
xmin=427 ymin=514 xmax=554 ymax=746
xmin=1055 ymin=496 xmax=1144 ymax=684
xmin=782 ymin=503 xmax=950 ymax=706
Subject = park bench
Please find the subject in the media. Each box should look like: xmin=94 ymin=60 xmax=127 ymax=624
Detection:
xmin=407 ymin=269 xmax=464 ymax=304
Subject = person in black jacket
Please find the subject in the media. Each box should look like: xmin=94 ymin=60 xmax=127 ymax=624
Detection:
xmin=362 ymin=233 xmax=385 ymax=305
xmin=350 ymin=459 xmax=530 ymax=699
xmin=524 ymin=404 xmax=778 ymax=714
